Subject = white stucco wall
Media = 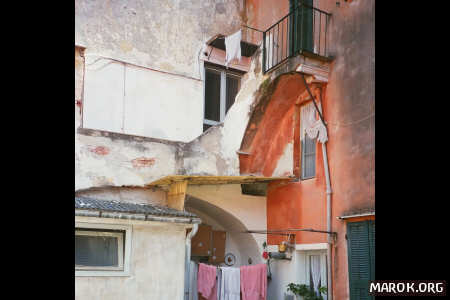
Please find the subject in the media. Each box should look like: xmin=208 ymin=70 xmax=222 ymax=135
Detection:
xmin=82 ymin=58 xmax=203 ymax=142
xmin=75 ymin=216 xmax=191 ymax=300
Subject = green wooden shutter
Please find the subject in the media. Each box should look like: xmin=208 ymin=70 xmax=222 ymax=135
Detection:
xmin=368 ymin=221 xmax=375 ymax=281
xmin=347 ymin=221 xmax=375 ymax=300
xmin=289 ymin=0 xmax=314 ymax=55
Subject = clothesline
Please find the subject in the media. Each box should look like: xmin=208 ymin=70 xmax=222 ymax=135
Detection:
xmin=192 ymin=262 xmax=267 ymax=300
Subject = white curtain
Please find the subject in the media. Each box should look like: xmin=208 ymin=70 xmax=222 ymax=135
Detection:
xmin=301 ymin=102 xmax=328 ymax=143
xmin=310 ymin=255 xmax=321 ymax=296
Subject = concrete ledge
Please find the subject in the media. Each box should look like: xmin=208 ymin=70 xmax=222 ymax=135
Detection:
xmin=295 ymin=243 xmax=328 ymax=250
xmin=77 ymin=127 xmax=186 ymax=146
xmin=267 ymin=243 xmax=328 ymax=252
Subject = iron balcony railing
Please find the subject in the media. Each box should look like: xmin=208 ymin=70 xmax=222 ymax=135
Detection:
xmin=262 ymin=2 xmax=331 ymax=73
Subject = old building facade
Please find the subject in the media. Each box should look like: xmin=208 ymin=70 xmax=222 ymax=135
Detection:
xmin=75 ymin=1 xmax=374 ymax=299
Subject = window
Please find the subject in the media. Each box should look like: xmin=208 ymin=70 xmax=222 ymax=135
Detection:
xmin=289 ymin=0 xmax=314 ymax=54
xmin=305 ymin=251 xmax=328 ymax=300
xmin=75 ymin=230 xmax=124 ymax=271
xmin=75 ymin=222 xmax=132 ymax=276
xmin=203 ymin=65 xmax=242 ymax=131
xmin=347 ymin=221 xmax=375 ymax=300
xmin=300 ymin=102 xmax=317 ymax=179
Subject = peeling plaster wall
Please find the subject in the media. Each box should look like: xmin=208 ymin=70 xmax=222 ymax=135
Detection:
xmin=272 ymin=142 xmax=294 ymax=177
xmin=75 ymin=0 xmax=247 ymax=143
xmin=75 ymin=217 xmax=190 ymax=300
xmin=75 ymin=0 xmax=245 ymax=79
xmin=179 ymin=49 xmax=270 ymax=176
xmin=75 ymin=0 xmax=270 ymax=190
xmin=75 ymin=47 xmax=84 ymax=103
xmin=75 ymin=47 xmax=290 ymax=191
xmin=75 ymin=130 xmax=178 ymax=191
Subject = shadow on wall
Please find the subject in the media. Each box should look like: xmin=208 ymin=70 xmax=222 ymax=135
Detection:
xmin=185 ymin=195 xmax=263 ymax=267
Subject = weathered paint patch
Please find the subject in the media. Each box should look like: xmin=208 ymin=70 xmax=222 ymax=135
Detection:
xmin=131 ymin=157 xmax=156 ymax=169
xmin=87 ymin=145 xmax=110 ymax=156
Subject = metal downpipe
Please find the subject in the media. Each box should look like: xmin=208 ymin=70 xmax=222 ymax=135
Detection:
xmin=301 ymin=73 xmax=333 ymax=300
xmin=184 ymin=223 xmax=199 ymax=300
xmin=317 ymin=92 xmax=333 ymax=300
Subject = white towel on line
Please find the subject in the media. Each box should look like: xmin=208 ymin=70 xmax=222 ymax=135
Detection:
xmin=219 ymin=267 xmax=241 ymax=300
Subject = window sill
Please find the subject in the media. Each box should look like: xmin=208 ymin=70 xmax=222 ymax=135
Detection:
xmin=301 ymin=176 xmax=316 ymax=181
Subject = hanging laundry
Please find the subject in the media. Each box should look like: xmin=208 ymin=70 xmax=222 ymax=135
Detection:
xmin=306 ymin=119 xmax=328 ymax=143
xmin=301 ymin=101 xmax=328 ymax=143
xmin=225 ymin=30 xmax=242 ymax=67
xmin=220 ymin=267 xmax=240 ymax=300
xmin=198 ymin=263 xmax=218 ymax=300
xmin=240 ymin=264 xmax=267 ymax=300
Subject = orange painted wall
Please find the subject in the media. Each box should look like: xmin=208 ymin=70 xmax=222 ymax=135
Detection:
xmin=245 ymin=0 xmax=289 ymax=44
xmin=245 ymin=1 xmax=375 ymax=300
xmin=240 ymin=74 xmax=304 ymax=176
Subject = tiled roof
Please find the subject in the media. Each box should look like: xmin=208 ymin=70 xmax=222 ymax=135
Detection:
xmin=75 ymin=196 xmax=198 ymax=219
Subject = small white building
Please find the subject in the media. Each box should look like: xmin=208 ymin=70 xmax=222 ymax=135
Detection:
xmin=75 ymin=196 xmax=201 ymax=299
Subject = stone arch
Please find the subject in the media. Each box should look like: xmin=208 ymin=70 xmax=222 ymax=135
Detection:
xmin=185 ymin=191 xmax=265 ymax=266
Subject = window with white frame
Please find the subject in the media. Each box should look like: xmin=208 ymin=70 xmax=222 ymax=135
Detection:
xmin=203 ymin=64 xmax=242 ymax=131
xmin=300 ymin=101 xmax=317 ymax=179
xmin=75 ymin=230 xmax=124 ymax=270
xmin=75 ymin=222 xmax=132 ymax=276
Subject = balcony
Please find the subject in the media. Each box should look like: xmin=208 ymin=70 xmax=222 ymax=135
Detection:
xmin=262 ymin=1 xmax=332 ymax=74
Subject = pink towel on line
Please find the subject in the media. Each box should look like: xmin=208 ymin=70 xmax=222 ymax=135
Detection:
xmin=240 ymin=264 xmax=267 ymax=300
xmin=198 ymin=263 xmax=218 ymax=300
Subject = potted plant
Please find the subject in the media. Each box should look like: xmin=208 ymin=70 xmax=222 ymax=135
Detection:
xmin=287 ymin=283 xmax=327 ymax=300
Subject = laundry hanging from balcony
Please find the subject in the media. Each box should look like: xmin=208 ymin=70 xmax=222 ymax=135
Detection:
xmin=225 ymin=30 xmax=242 ymax=67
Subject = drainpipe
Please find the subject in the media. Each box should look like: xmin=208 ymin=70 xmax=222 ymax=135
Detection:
xmin=302 ymin=73 xmax=333 ymax=300
xmin=184 ymin=224 xmax=199 ymax=300
xmin=316 ymin=89 xmax=333 ymax=300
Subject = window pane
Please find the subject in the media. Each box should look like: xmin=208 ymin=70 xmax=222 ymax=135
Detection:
xmin=75 ymin=235 xmax=119 ymax=267
xmin=226 ymin=75 xmax=240 ymax=114
xmin=204 ymin=69 xmax=221 ymax=122
xmin=305 ymin=135 xmax=316 ymax=154
xmin=304 ymin=154 xmax=315 ymax=178
xmin=302 ymin=136 xmax=316 ymax=178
